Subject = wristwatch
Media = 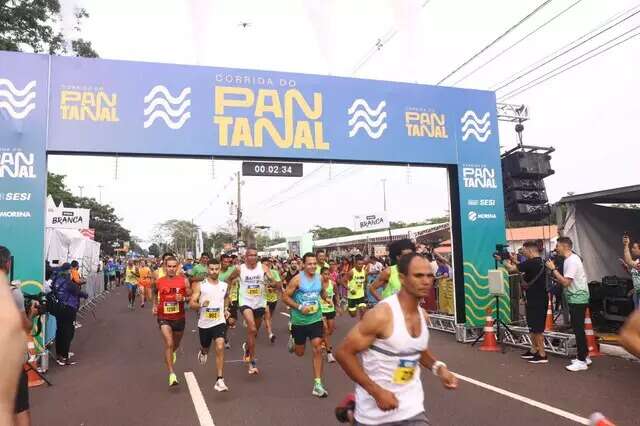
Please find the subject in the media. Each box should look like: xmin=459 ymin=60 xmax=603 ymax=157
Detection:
xmin=432 ymin=360 xmax=447 ymax=376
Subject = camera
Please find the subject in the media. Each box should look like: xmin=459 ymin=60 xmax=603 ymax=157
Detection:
xmin=24 ymin=293 xmax=48 ymax=316
xmin=493 ymin=244 xmax=511 ymax=261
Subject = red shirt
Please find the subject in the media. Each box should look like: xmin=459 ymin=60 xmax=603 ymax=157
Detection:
xmin=156 ymin=275 xmax=187 ymax=320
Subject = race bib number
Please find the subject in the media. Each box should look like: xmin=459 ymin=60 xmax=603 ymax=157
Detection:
xmin=164 ymin=301 xmax=179 ymax=314
xmin=247 ymin=285 xmax=261 ymax=297
xmin=204 ymin=307 xmax=220 ymax=320
xmin=392 ymin=359 xmax=417 ymax=384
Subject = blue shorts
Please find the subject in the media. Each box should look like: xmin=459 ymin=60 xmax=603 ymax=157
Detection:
xmin=127 ymin=282 xmax=138 ymax=292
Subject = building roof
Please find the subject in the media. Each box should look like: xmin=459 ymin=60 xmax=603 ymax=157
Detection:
xmin=313 ymin=223 xmax=449 ymax=248
xmin=559 ymin=185 xmax=640 ymax=204
xmin=506 ymin=225 xmax=558 ymax=242
xmin=265 ymin=242 xmax=288 ymax=250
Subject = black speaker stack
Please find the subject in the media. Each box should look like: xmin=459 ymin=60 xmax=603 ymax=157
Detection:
xmin=501 ymin=151 xmax=554 ymax=221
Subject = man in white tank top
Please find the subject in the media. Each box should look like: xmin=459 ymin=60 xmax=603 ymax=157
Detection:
xmin=336 ymin=253 xmax=457 ymax=425
xmin=189 ymin=259 xmax=230 ymax=392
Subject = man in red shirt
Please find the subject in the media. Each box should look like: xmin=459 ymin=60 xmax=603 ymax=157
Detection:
xmin=152 ymin=257 xmax=190 ymax=386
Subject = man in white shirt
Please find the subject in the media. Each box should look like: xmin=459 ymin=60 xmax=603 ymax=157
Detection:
xmin=546 ymin=237 xmax=591 ymax=372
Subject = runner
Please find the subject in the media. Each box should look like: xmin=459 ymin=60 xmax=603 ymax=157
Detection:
xmin=137 ymin=260 xmax=152 ymax=308
xmin=106 ymin=258 xmax=117 ymax=289
xmin=152 ymin=256 xmax=190 ymax=386
xmin=125 ymin=259 xmax=139 ymax=309
xmin=282 ymin=252 xmax=329 ymax=397
xmin=218 ymin=254 xmax=237 ymax=349
xmin=189 ymin=253 xmax=209 ymax=292
xmin=189 ymin=258 xmax=230 ymax=392
xmin=225 ymin=247 xmax=273 ymax=375
xmin=343 ymin=255 xmax=368 ymax=319
xmin=262 ymin=257 xmax=282 ymax=344
xmin=315 ymin=249 xmax=330 ymax=273
xmin=320 ymin=266 xmax=339 ymax=363
xmin=335 ymin=253 xmax=457 ymax=425
xmin=370 ymin=239 xmax=416 ymax=302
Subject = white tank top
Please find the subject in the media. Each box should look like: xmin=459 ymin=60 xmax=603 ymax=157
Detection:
xmin=355 ymin=293 xmax=429 ymax=425
xmin=238 ymin=263 xmax=266 ymax=309
xmin=197 ymin=279 xmax=228 ymax=329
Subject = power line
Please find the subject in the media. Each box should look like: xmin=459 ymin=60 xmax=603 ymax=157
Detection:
xmin=247 ymin=163 xmax=328 ymax=209
xmin=450 ymin=0 xmax=584 ymax=86
xmin=193 ymin=173 xmax=237 ymax=221
xmin=498 ymin=25 xmax=640 ymax=101
xmin=491 ymin=2 xmax=640 ymax=91
xmin=352 ymin=0 xmax=435 ymax=75
xmin=436 ymin=0 xmax=554 ymax=85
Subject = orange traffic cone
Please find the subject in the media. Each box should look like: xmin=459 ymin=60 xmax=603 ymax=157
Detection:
xmin=585 ymin=308 xmax=601 ymax=357
xmin=544 ymin=294 xmax=554 ymax=331
xmin=479 ymin=308 xmax=500 ymax=352
xmin=589 ymin=412 xmax=615 ymax=426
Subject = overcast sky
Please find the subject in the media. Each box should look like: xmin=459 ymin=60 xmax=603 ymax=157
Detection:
xmin=48 ymin=0 xmax=640 ymax=244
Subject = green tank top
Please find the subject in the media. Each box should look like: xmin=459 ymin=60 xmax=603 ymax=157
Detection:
xmin=381 ymin=265 xmax=402 ymax=299
xmin=320 ymin=280 xmax=335 ymax=313
xmin=348 ymin=268 xmax=366 ymax=299
xmin=219 ymin=266 xmax=237 ymax=301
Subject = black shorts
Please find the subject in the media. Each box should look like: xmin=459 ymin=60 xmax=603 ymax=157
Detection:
xmin=240 ymin=306 xmax=265 ymax=319
xmin=267 ymin=301 xmax=277 ymax=315
xmin=526 ymin=303 xmax=547 ymax=333
xmin=157 ymin=318 xmax=186 ymax=332
xmin=291 ymin=321 xmax=324 ymax=345
xmin=199 ymin=323 xmax=227 ymax=348
xmin=15 ymin=369 xmax=29 ymax=414
xmin=228 ymin=301 xmax=238 ymax=321
xmin=322 ymin=311 xmax=336 ymax=320
xmin=348 ymin=297 xmax=367 ymax=311
xmin=115 ymin=271 xmax=121 ymax=278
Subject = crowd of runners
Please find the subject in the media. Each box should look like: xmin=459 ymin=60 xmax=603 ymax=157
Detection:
xmin=110 ymin=240 xmax=457 ymax=425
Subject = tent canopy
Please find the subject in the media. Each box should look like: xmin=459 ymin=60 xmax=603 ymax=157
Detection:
xmin=559 ymin=184 xmax=640 ymax=204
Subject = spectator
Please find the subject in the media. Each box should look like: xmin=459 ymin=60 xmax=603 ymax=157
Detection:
xmin=546 ymin=237 xmax=590 ymax=372
xmin=70 ymin=260 xmax=86 ymax=286
xmin=435 ymin=258 xmax=451 ymax=279
xmin=1 ymin=245 xmax=38 ymax=426
xmin=502 ymin=241 xmax=549 ymax=363
xmin=52 ymin=263 xmax=88 ymax=366
xmin=622 ymin=234 xmax=640 ymax=309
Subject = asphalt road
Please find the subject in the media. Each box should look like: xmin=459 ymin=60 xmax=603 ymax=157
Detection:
xmin=31 ymin=288 xmax=638 ymax=426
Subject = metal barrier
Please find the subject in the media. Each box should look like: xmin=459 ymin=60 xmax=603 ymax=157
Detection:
xmin=427 ymin=313 xmax=457 ymax=334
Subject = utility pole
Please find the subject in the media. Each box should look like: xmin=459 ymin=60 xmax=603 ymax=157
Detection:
xmin=98 ymin=185 xmax=104 ymax=203
xmin=236 ymin=171 xmax=242 ymax=242
xmin=382 ymin=179 xmax=392 ymax=240
xmin=78 ymin=185 xmax=84 ymax=198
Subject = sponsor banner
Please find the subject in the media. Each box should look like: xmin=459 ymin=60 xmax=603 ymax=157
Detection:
xmin=353 ymin=212 xmax=389 ymax=232
xmin=46 ymin=207 xmax=90 ymax=229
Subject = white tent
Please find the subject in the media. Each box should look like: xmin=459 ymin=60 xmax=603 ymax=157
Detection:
xmin=45 ymin=228 xmax=101 ymax=274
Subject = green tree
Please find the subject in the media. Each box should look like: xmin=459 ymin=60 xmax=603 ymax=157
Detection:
xmin=148 ymin=243 xmax=160 ymax=258
xmin=154 ymin=220 xmax=200 ymax=256
xmin=310 ymin=226 xmax=354 ymax=240
xmin=0 ymin=1 xmax=98 ymax=56
xmin=47 ymin=172 xmax=77 ymax=207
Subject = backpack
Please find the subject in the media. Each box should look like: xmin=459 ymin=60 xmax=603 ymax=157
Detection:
xmin=46 ymin=274 xmax=69 ymax=315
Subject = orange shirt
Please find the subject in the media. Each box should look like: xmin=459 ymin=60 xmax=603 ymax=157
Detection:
xmin=138 ymin=267 xmax=152 ymax=287
xmin=71 ymin=269 xmax=82 ymax=285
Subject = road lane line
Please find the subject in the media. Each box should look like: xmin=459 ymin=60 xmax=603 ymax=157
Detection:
xmin=281 ymin=312 xmax=290 ymax=317
xmin=453 ymin=372 xmax=589 ymax=425
xmin=184 ymin=372 xmax=215 ymax=426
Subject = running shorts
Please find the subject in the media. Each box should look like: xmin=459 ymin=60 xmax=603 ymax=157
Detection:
xmin=322 ymin=311 xmax=336 ymax=320
xmin=355 ymin=411 xmax=429 ymax=426
xmin=348 ymin=297 xmax=367 ymax=312
xmin=240 ymin=306 xmax=266 ymax=319
xmin=199 ymin=323 xmax=227 ymax=348
xmin=15 ymin=369 xmax=29 ymax=414
xmin=157 ymin=318 xmax=186 ymax=332
xmin=267 ymin=301 xmax=277 ymax=315
xmin=126 ymin=282 xmax=138 ymax=292
xmin=291 ymin=321 xmax=324 ymax=345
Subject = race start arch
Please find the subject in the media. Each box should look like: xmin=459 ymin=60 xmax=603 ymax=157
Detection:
xmin=0 ymin=51 xmax=507 ymax=327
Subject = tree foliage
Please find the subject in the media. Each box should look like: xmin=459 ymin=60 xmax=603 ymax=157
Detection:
xmin=0 ymin=0 xmax=98 ymax=56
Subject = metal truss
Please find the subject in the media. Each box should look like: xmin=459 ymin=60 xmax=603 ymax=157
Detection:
xmin=427 ymin=313 xmax=457 ymax=334
xmin=501 ymin=325 xmax=577 ymax=357
xmin=496 ymin=102 xmax=530 ymax=122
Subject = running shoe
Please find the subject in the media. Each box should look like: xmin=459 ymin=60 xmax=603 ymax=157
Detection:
xmin=140 ymin=302 xmax=145 ymax=308
xmin=327 ymin=352 xmax=336 ymax=363
xmin=173 ymin=351 xmax=177 ymax=364
xmin=242 ymin=342 xmax=250 ymax=363
xmin=225 ymin=341 xmax=232 ymax=350
xmin=565 ymin=360 xmax=588 ymax=372
xmin=169 ymin=373 xmax=179 ymax=386
xmin=214 ymin=378 xmax=229 ymax=392
xmin=312 ymin=382 xmax=328 ymax=398
xmin=287 ymin=335 xmax=295 ymax=353
xmin=248 ymin=361 xmax=259 ymax=375
xmin=528 ymin=354 xmax=548 ymax=364
xmin=269 ymin=333 xmax=276 ymax=344
xmin=520 ymin=350 xmax=535 ymax=359
xmin=197 ymin=350 xmax=208 ymax=365
xmin=571 ymin=357 xmax=593 ymax=366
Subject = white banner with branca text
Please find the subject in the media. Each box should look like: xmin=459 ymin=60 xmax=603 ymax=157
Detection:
xmin=353 ymin=212 xmax=389 ymax=232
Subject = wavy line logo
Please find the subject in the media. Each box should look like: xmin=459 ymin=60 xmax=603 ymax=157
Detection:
xmin=460 ymin=110 xmax=491 ymax=142
xmin=347 ymin=98 xmax=387 ymax=140
xmin=143 ymin=85 xmax=191 ymax=129
xmin=0 ymin=78 xmax=36 ymax=120
xmin=463 ymin=261 xmax=510 ymax=325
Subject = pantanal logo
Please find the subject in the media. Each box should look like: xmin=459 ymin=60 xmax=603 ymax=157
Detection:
xmin=0 ymin=152 xmax=36 ymax=178
xmin=213 ymin=86 xmax=330 ymax=150
xmin=60 ymin=87 xmax=119 ymax=122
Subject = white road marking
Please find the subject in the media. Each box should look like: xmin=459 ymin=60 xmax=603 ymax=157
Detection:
xmin=453 ymin=372 xmax=590 ymax=425
xmin=280 ymin=312 xmax=290 ymax=317
xmin=184 ymin=372 xmax=215 ymax=426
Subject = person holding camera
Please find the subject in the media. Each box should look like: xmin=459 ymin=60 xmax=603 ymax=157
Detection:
xmin=0 ymin=245 xmax=40 ymax=426
xmin=545 ymin=237 xmax=591 ymax=372
xmin=53 ymin=263 xmax=88 ymax=366
xmin=621 ymin=234 xmax=640 ymax=310
xmin=500 ymin=241 xmax=549 ymax=364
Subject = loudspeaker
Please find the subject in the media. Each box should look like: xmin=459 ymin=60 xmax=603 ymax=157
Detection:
xmin=488 ymin=269 xmax=506 ymax=296
xmin=506 ymin=203 xmax=550 ymax=221
xmin=501 ymin=152 xmax=554 ymax=179
xmin=505 ymin=189 xmax=548 ymax=206
xmin=503 ymin=176 xmax=546 ymax=191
